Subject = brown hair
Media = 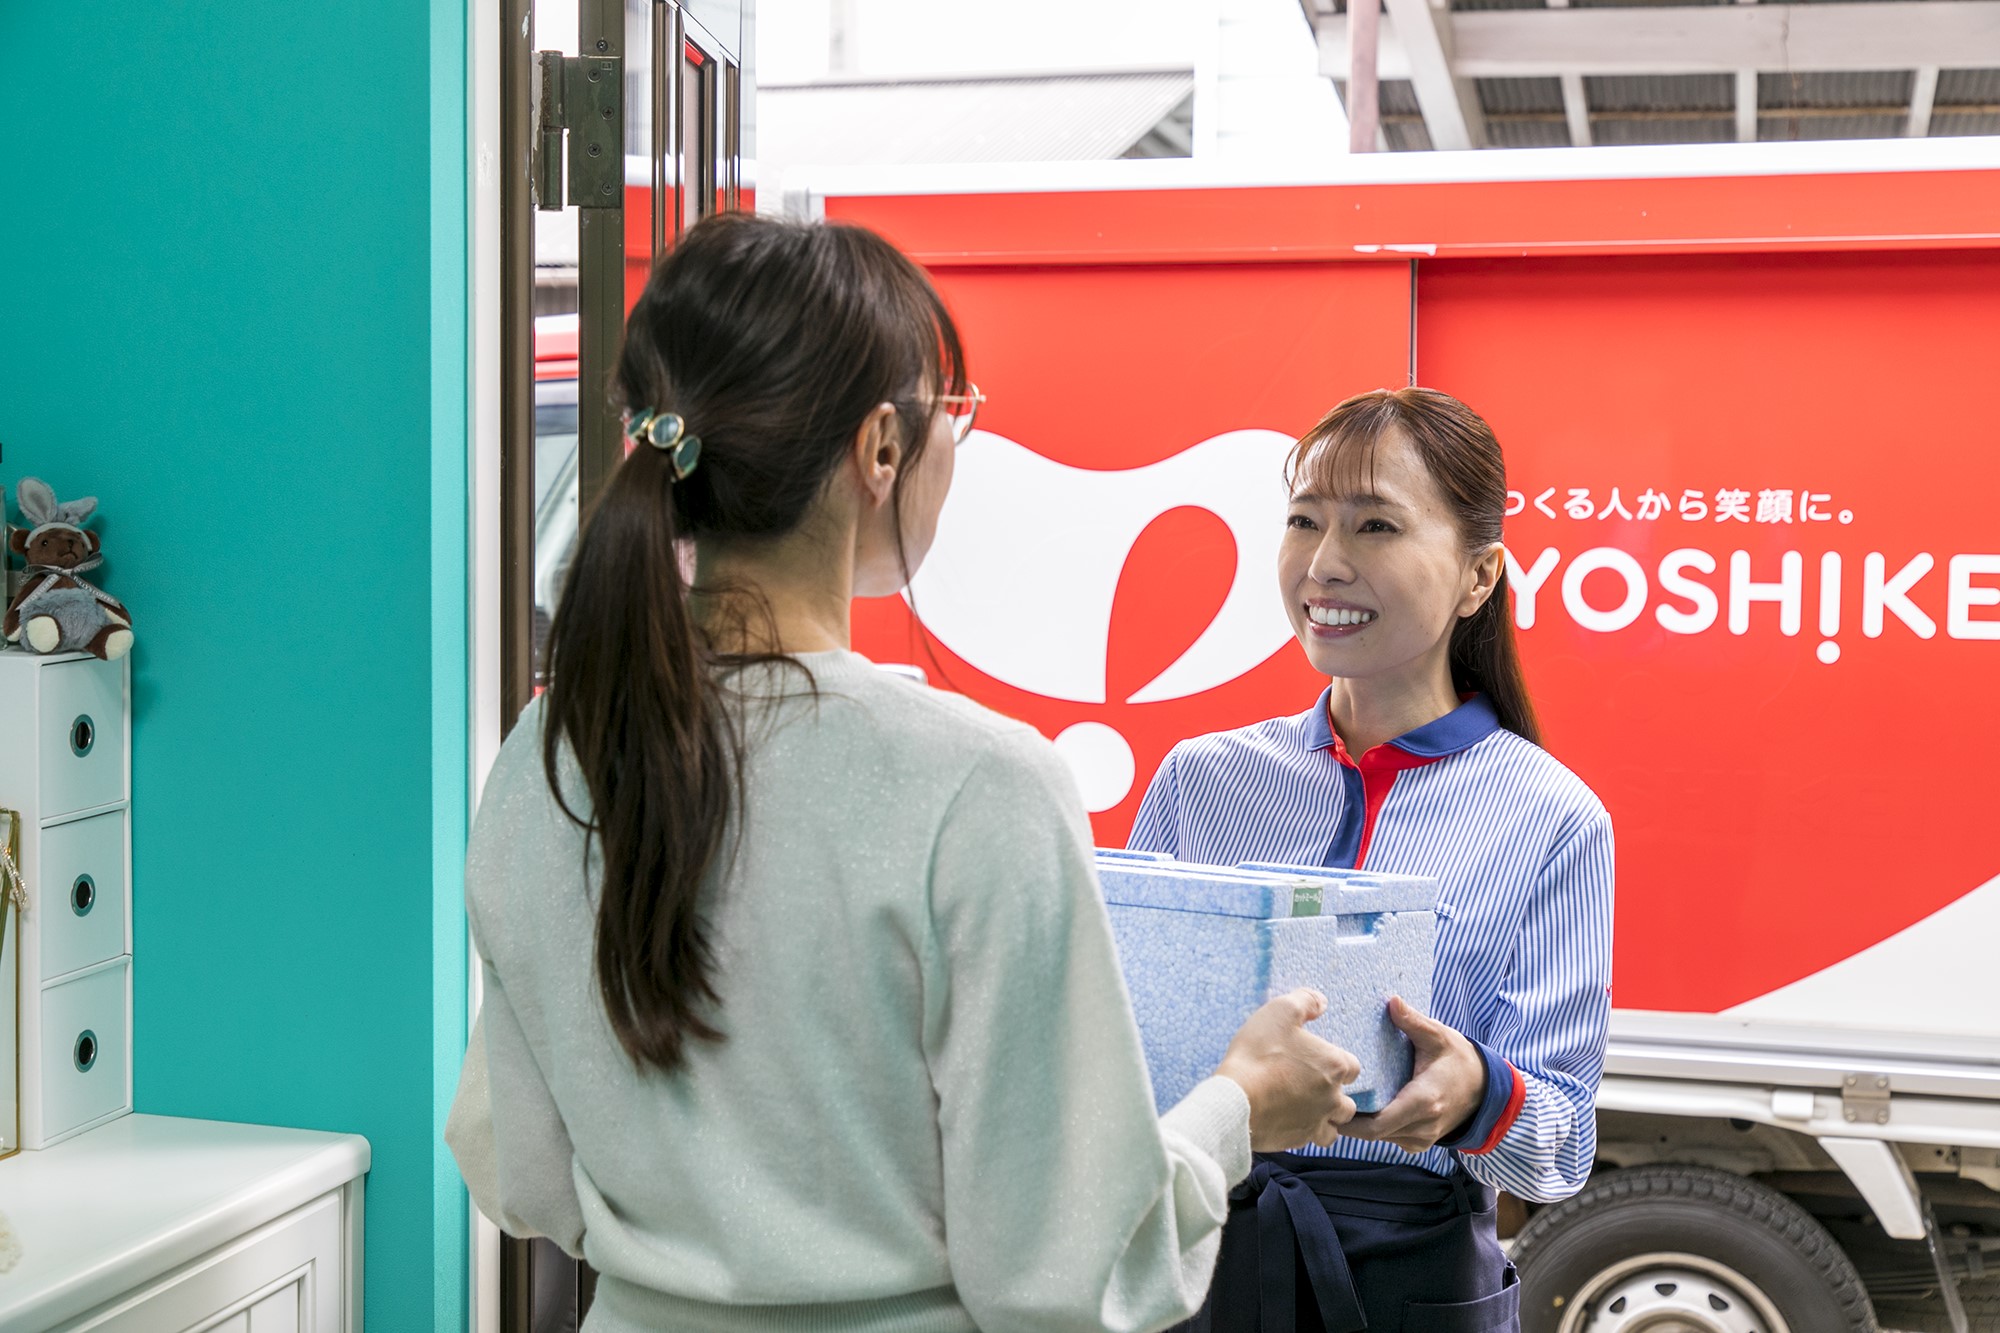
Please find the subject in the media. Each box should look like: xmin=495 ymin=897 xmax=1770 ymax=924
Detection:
xmin=1287 ymin=387 xmax=1541 ymax=745
xmin=541 ymin=213 xmax=967 ymax=1072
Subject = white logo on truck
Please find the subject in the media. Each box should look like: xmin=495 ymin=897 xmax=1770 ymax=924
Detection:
xmin=908 ymin=430 xmax=1298 ymax=704
xmin=1508 ymin=547 xmax=2000 ymax=665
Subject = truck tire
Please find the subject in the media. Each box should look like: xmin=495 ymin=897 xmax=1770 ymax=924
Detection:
xmin=1510 ymin=1164 xmax=1876 ymax=1333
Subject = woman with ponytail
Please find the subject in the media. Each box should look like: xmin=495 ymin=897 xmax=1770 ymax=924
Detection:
xmin=1130 ymin=389 xmax=1614 ymax=1333
xmin=449 ymin=213 xmax=1361 ymax=1333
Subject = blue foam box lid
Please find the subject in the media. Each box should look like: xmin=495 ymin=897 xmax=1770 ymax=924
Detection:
xmin=1096 ymin=850 xmax=1439 ymax=1116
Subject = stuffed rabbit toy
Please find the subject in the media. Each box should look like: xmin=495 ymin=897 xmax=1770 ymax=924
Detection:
xmin=5 ymin=478 xmax=133 ymax=660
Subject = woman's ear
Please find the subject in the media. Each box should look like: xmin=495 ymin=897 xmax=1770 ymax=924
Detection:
xmin=849 ymin=403 xmax=903 ymax=509
xmin=1461 ymin=542 xmax=1507 ymax=618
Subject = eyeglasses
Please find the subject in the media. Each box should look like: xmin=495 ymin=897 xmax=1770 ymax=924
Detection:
xmin=938 ymin=385 xmax=985 ymax=445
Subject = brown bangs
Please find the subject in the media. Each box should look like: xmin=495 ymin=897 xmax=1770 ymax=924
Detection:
xmin=1287 ymin=390 xmax=1411 ymax=501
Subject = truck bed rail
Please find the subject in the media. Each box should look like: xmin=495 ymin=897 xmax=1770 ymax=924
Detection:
xmin=1608 ymin=1011 xmax=2000 ymax=1103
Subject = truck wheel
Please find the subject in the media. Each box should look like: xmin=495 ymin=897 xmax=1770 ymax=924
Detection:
xmin=1510 ymin=1164 xmax=1876 ymax=1333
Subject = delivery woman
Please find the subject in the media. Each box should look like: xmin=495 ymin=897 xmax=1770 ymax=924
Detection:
xmin=447 ymin=213 xmax=1363 ymax=1333
xmin=1130 ymin=388 xmax=1614 ymax=1333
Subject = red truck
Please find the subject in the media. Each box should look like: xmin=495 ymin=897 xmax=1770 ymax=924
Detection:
xmin=789 ymin=142 xmax=2000 ymax=1333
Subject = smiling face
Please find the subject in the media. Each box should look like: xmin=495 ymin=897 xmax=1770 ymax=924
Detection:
xmin=1279 ymin=427 xmax=1497 ymax=692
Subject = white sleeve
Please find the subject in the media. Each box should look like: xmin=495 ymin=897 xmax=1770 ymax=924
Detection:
xmin=444 ymin=1002 xmax=510 ymax=1233
xmin=447 ymin=954 xmax=588 ymax=1256
xmin=925 ymin=731 xmax=1251 ymax=1333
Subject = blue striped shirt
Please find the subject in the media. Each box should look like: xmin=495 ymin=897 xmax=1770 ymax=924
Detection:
xmin=1127 ymin=690 xmax=1614 ymax=1203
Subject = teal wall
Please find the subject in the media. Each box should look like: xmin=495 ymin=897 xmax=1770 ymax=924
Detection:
xmin=0 ymin=5 xmax=470 ymax=1329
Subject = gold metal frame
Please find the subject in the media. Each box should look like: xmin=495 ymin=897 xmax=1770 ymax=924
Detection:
xmin=0 ymin=810 xmax=20 ymax=1162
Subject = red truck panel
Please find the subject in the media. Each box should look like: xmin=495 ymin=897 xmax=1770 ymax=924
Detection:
xmin=829 ymin=167 xmax=2000 ymax=1022
xmin=1420 ymin=250 xmax=2000 ymax=1013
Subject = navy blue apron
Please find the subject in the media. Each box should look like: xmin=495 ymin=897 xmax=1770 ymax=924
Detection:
xmin=1174 ymin=1154 xmax=1520 ymax=1333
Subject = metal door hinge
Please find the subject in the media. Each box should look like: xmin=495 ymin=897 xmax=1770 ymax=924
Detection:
xmin=1842 ymin=1071 xmax=1892 ymax=1126
xmin=532 ymin=52 xmax=622 ymax=210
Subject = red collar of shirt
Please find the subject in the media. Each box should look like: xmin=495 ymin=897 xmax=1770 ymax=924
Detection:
xmin=1304 ymin=689 xmax=1502 ymax=771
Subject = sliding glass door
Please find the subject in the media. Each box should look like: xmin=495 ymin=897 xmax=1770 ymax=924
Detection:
xmin=495 ymin=0 xmax=745 ymax=1326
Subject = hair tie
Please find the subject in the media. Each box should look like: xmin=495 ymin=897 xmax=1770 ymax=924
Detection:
xmin=626 ymin=409 xmax=702 ymax=482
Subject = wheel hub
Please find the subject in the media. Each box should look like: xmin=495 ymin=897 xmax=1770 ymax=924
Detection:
xmin=1560 ymin=1253 xmax=1786 ymax=1333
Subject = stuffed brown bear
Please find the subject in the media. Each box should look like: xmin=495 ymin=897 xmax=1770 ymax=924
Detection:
xmin=5 ymin=478 xmax=133 ymax=661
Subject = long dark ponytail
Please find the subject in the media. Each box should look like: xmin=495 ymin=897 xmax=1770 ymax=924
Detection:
xmin=1287 ymin=387 xmax=1541 ymax=745
xmin=542 ymin=213 xmax=966 ymax=1072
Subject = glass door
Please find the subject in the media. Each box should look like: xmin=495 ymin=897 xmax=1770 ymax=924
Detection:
xmin=495 ymin=0 xmax=746 ymax=1329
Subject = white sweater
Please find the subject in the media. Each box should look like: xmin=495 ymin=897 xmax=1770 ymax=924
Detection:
xmin=449 ymin=651 xmax=1251 ymax=1332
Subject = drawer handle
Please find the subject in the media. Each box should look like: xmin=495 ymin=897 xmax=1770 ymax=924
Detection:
xmin=74 ymin=1029 xmax=98 ymax=1073
xmin=71 ymin=874 xmax=96 ymax=916
xmin=70 ymin=715 xmax=96 ymax=758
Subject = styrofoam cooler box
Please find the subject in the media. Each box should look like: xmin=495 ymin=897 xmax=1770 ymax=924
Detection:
xmin=1096 ymin=850 xmax=1438 ymax=1116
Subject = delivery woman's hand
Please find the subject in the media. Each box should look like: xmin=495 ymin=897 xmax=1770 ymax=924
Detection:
xmin=1340 ymin=996 xmax=1487 ymax=1154
xmin=1216 ymin=988 xmax=1363 ymax=1151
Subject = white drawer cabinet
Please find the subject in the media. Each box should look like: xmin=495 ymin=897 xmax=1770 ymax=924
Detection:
xmin=64 ymin=1193 xmax=340 ymax=1332
xmin=34 ymin=659 xmax=126 ymax=819
xmin=37 ymin=958 xmax=131 ymax=1138
xmin=0 ymin=1115 xmax=369 ymax=1333
xmin=38 ymin=812 xmax=128 ymax=980
xmin=0 ymin=650 xmax=134 ymax=1149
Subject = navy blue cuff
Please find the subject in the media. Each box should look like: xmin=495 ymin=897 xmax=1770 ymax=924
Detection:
xmin=1440 ymin=1039 xmax=1523 ymax=1154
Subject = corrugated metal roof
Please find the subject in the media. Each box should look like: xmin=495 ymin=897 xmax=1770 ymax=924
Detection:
xmin=1306 ymin=0 xmax=2000 ymax=151
xmin=1592 ymin=116 xmax=1733 ymax=145
xmin=1587 ymin=74 xmax=1734 ymax=112
xmin=1122 ymin=93 xmax=1195 ymax=158
xmin=1933 ymin=110 xmax=2000 ymax=134
xmin=1479 ymin=76 xmax=1564 ymax=114
xmin=1385 ymin=120 xmax=1435 ymax=151
xmin=1759 ymin=113 xmax=1907 ymax=140
xmin=1758 ymin=70 xmax=1912 ymax=109
xmin=1486 ymin=118 xmax=1572 ymax=147
xmin=756 ymin=69 xmax=1194 ymax=168
xmin=1381 ymin=79 xmax=1424 ymax=117
xmin=1342 ymin=79 xmax=1425 ymax=117
xmin=1937 ymin=69 xmax=2000 ymax=104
